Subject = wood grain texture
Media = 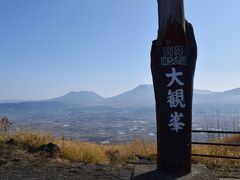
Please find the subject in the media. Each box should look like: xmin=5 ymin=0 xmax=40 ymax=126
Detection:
xmin=151 ymin=0 xmax=197 ymax=175
xmin=157 ymin=0 xmax=185 ymax=41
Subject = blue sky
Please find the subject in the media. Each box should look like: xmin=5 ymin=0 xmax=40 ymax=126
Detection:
xmin=0 ymin=0 xmax=240 ymax=100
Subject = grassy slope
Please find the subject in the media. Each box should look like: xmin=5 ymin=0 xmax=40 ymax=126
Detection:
xmin=192 ymin=135 xmax=240 ymax=169
xmin=0 ymin=130 xmax=239 ymax=169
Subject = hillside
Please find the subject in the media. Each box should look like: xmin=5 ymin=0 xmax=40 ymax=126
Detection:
xmin=0 ymin=131 xmax=239 ymax=179
xmin=0 ymin=142 xmax=132 ymax=180
xmin=102 ymin=85 xmax=154 ymax=108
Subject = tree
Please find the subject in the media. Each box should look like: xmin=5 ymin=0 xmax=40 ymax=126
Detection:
xmin=0 ymin=116 xmax=12 ymax=133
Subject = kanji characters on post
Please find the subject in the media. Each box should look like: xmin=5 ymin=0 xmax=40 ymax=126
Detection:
xmin=165 ymin=68 xmax=186 ymax=133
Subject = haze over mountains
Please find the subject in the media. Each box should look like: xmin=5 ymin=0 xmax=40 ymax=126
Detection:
xmin=52 ymin=85 xmax=240 ymax=108
xmin=1 ymin=85 xmax=240 ymax=143
xmin=1 ymin=85 xmax=240 ymax=110
xmin=51 ymin=85 xmax=154 ymax=108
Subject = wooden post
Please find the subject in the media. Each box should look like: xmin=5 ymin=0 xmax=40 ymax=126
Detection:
xmin=151 ymin=0 xmax=197 ymax=176
xmin=157 ymin=0 xmax=185 ymax=41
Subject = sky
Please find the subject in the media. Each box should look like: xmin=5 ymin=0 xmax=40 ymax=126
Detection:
xmin=0 ymin=0 xmax=240 ymax=100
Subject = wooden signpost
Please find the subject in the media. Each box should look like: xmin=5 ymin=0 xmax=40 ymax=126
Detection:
xmin=151 ymin=0 xmax=197 ymax=175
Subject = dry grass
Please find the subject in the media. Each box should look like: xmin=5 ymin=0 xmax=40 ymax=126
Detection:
xmin=0 ymin=130 xmax=239 ymax=169
xmin=192 ymin=135 xmax=240 ymax=169
xmin=0 ymin=130 xmax=156 ymax=165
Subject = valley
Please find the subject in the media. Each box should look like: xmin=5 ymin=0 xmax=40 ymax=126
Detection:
xmin=1 ymin=85 xmax=240 ymax=143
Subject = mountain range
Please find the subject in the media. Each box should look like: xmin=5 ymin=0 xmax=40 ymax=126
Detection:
xmin=1 ymin=85 xmax=240 ymax=111
xmin=50 ymin=85 xmax=240 ymax=107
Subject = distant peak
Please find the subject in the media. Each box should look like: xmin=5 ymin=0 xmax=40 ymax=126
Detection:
xmin=135 ymin=84 xmax=153 ymax=89
xmin=223 ymin=88 xmax=240 ymax=95
xmin=68 ymin=91 xmax=77 ymax=94
xmin=68 ymin=90 xmax=95 ymax=94
xmin=56 ymin=91 xmax=104 ymax=100
xmin=194 ymin=89 xmax=213 ymax=95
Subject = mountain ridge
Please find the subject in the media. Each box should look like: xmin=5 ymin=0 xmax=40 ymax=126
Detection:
xmin=1 ymin=85 xmax=240 ymax=109
xmin=52 ymin=91 xmax=104 ymax=107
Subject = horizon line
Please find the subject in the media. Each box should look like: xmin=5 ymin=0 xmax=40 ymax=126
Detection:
xmin=0 ymin=84 xmax=240 ymax=102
